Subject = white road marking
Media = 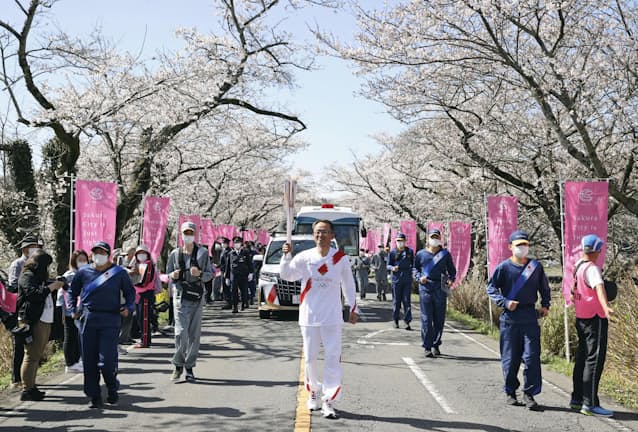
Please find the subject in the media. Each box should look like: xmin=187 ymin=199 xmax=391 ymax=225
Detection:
xmin=402 ymin=357 xmax=456 ymax=414
xmin=356 ymin=329 xmax=410 ymax=346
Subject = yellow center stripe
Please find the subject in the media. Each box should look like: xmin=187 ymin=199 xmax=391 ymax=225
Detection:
xmin=293 ymin=350 xmax=311 ymax=432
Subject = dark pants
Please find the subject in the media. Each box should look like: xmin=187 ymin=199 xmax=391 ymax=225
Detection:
xmin=419 ymin=286 xmax=447 ymax=350
xmin=499 ymin=319 xmax=541 ymax=396
xmin=81 ymin=324 xmax=120 ymax=399
xmin=572 ymin=316 xmax=608 ymax=407
xmin=392 ymin=279 xmax=412 ymax=323
xmin=11 ymin=332 xmax=25 ymax=384
xmin=222 ymin=273 xmax=232 ymax=303
xmin=63 ymin=315 xmax=82 ymax=366
xmin=231 ymin=276 xmax=249 ymax=308
xmin=119 ymin=313 xmax=134 ymax=344
xmin=213 ymin=276 xmax=222 ymax=301
xmin=204 ymin=279 xmax=213 ymax=302
xmin=136 ymin=291 xmax=154 ymax=347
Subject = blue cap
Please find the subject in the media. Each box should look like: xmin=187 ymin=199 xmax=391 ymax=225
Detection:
xmin=428 ymin=229 xmax=441 ymax=237
xmin=396 ymin=232 xmax=406 ymax=240
xmin=509 ymin=230 xmax=529 ymax=245
xmin=91 ymin=241 xmax=111 ymax=255
xmin=581 ymin=234 xmax=603 ymax=253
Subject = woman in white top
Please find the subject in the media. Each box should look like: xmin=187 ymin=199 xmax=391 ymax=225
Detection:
xmin=17 ymin=250 xmax=65 ymax=401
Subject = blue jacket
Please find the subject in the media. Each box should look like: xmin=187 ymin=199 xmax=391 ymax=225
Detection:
xmin=487 ymin=258 xmax=551 ymax=323
xmin=387 ymin=247 xmax=414 ymax=283
xmin=70 ymin=264 xmax=135 ymax=328
xmin=413 ymin=248 xmax=456 ymax=291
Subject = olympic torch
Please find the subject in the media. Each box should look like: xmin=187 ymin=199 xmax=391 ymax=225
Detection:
xmin=283 ymin=178 xmax=297 ymax=248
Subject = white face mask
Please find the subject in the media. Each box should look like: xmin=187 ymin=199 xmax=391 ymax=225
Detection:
xmin=28 ymin=247 xmax=39 ymax=257
xmin=93 ymin=254 xmax=109 ymax=266
xmin=182 ymin=234 xmax=195 ymax=245
xmin=396 ymin=240 xmax=405 ymax=249
xmin=76 ymin=260 xmax=89 ymax=268
xmin=428 ymin=238 xmax=442 ymax=248
xmin=234 ymin=243 xmax=242 ymax=251
xmin=137 ymin=253 xmax=148 ymax=262
xmin=513 ymin=245 xmax=529 ymax=259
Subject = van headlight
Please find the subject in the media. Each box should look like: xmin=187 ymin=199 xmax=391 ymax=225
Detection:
xmin=260 ymin=272 xmax=278 ymax=283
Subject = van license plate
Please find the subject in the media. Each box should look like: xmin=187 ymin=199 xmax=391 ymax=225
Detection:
xmin=292 ymin=295 xmax=300 ymax=304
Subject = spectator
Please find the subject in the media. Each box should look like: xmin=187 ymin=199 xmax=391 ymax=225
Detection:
xmin=130 ymin=245 xmax=158 ymax=349
xmin=59 ymin=250 xmax=89 ymax=373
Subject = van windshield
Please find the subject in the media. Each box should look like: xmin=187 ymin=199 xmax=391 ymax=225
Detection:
xmin=265 ymin=239 xmax=337 ymax=265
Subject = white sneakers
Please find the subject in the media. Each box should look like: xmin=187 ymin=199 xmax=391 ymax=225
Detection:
xmin=65 ymin=361 xmax=83 ymax=373
xmin=306 ymin=391 xmax=321 ymax=411
xmin=321 ymin=400 xmax=337 ymax=419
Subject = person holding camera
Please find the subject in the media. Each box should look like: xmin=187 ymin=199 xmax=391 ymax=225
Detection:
xmin=166 ymin=222 xmax=212 ymax=382
xmin=70 ymin=241 xmax=135 ymax=409
xmin=16 ymin=249 xmax=65 ymax=401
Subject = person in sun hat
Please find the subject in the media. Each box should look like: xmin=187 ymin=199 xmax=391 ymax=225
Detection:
xmin=569 ymin=234 xmax=614 ymax=418
xmin=487 ymin=230 xmax=551 ymax=412
xmin=387 ymin=232 xmax=415 ymax=330
xmin=70 ymin=241 xmax=135 ymax=409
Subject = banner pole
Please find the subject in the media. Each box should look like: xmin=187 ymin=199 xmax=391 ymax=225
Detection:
xmin=483 ymin=192 xmax=493 ymax=328
xmin=69 ymin=175 xmax=75 ymax=255
xmin=559 ymin=180 xmax=571 ymax=363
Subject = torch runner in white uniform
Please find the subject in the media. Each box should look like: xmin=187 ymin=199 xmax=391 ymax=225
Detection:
xmin=280 ymin=219 xmax=360 ymax=419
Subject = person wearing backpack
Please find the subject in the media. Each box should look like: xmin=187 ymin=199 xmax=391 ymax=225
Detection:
xmin=569 ymin=234 xmax=614 ymax=417
xmin=166 ymin=221 xmax=213 ymax=382
xmin=487 ymin=230 xmax=551 ymax=411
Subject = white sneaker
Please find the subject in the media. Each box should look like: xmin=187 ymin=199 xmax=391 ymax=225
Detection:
xmin=66 ymin=362 xmax=83 ymax=373
xmin=306 ymin=391 xmax=321 ymax=411
xmin=321 ymin=400 xmax=337 ymax=419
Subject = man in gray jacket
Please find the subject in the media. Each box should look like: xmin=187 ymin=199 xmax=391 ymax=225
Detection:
xmin=371 ymin=244 xmax=389 ymax=301
xmin=166 ymin=222 xmax=213 ymax=382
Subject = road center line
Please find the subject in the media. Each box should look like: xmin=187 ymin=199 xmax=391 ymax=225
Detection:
xmin=294 ymin=350 xmax=311 ymax=432
xmin=402 ymin=357 xmax=456 ymax=414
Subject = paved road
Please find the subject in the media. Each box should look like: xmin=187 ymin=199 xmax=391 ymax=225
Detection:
xmin=0 ymin=295 xmax=636 ymax=431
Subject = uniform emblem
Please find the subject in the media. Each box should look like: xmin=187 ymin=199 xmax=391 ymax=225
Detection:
xmin=318 ymin=264 xmax=328 ymax=275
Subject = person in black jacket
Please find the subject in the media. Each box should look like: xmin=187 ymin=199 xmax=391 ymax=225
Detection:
xmin=17 ymin=250 xmax=65 ymax=401
xmin=224 ymin=237 xmax=255 ymax=313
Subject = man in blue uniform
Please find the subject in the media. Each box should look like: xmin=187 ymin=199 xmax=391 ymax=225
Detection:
xmin=70 ymin=241 xmax=135 ymax=409
xmin=413 ymin=229 xmax=456 ymax=358
xmin=387 ymin=233 xmax=414 ymax=330
xmin=487 ymin=230 xmax=550 ymax=411
xmin=224 ymin=237 xmax=254 ymax=313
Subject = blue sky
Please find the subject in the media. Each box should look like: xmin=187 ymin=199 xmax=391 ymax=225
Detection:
xmin=4 ymin=0 xmax=403 ymax=178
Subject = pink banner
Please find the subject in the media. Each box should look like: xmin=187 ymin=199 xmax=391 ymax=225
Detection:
xmin=0 ymin=280 xmax=17 ymax=313
xmin=367 ymin=229 xmax=381 ymax=252
xmin=178 ymin=214 xmax=201 ymax=247
xmin=244 ymin=230 xmax=256 ymax=242
xmin=200 ymin=219 xmax=216 ymax=251
xmin=383 ymin=223 xmax=391 ymax=247
xmin=217 ymin=224 xmax=235 ymax=241
xmin=74 ymin=179 xmax=118 ymax=253
xmin=427 ymin=221 xmax=446 ymax=247
xmin=562 ymin=182 xmax=608 ymax=303
xmin=487 ymin=196 xmax=518 ymax=276
xmin=142 ymin=197 xmax=170 ymax=261
xmin=257 ymin=229 xmax=270 ymax=246
xmin=400 ymin=220 xmax=417 ymax=251
xmin=448 ymin=222 xmax=472 ymax=288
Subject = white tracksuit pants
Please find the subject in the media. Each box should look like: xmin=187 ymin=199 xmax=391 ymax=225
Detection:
xmin=300 ymin=324 xmax=343 ymax=401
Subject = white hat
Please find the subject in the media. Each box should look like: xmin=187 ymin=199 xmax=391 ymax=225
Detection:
xmin=181 ymin=221 xmax=197 ymax=233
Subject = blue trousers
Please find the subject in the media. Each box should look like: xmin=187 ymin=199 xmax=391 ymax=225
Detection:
xmin=81 ymin=324 xmax=120 ymax=398
xmin=419 ymin=286 xmax=447 ymax=350
xmin=231 ymin=276 xmax=249 ymax=307
xmin=499 ymin=319 xmax=542 ymax=396
xmin=392 ymin=279 xmax=412 ymax=323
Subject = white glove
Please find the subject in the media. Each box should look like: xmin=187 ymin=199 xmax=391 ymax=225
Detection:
xmin=225 ymin=278 xmax=230 ymax=286
xmin=248 ymin=273 xmax=253 ymax=282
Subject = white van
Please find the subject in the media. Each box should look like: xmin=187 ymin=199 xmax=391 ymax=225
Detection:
xmin=255 ymin=234 xmax=337 ymax=319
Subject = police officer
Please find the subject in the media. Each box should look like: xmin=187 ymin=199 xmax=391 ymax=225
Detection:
xmin=70 ymin=241 xmax=135 ymax=409
xmin=224 ymin=237 xmax=254 ymax=313
xmin=371 ymin=244 xmax=389 ymax=301
xmin=219 ymin=238 xmax=233 ymax=310
xmin=414 ymin=229 xmax=456 ymax=358
xmin=487 ymin=230 xmax=550 ymax=411
xmin=387 ymin=233 xmax=414 ymax=330
xmin=353 ymin=249 xmax=371 ymax=300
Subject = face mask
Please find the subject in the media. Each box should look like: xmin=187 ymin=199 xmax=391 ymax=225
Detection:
xmin=93 ymin=254 xmax=108 ymax=266
xmin=428 ymin=239 xmax=442 ymax=248
xmin=396 ymin=241 xmax=405 ymax=249
xmin=214 ymin=244 xmax=222 ymax=251
xmin=183 ymin=235 xmax=195 ymax=245
xmin=28 ymin=247 xmax=39 ymax=257
xmin=137 ymin=253 xmax=148 ymax=262
xmin=76 ymin=260 xmax=89 ymax=268
xmin=234 ymin=243 xmax=242 ymax=251
xmin=513 ymin=245 xmax=529 ymax=259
